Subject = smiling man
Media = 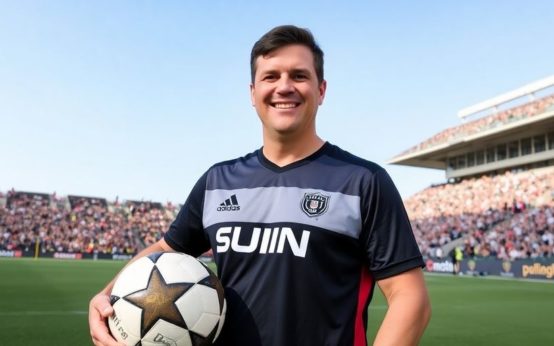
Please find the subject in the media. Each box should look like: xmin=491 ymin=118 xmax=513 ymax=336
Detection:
xmin=250 ymin=42 xmax=326 ymax=154
xmin=89 ymin=25 xmax=431 ymax=346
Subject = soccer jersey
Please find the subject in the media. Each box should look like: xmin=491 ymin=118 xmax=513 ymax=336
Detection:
xmin=164 ymin=142 xmax=423 ymax=346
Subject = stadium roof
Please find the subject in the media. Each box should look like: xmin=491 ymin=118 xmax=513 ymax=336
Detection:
xmin=457 ymin=75 xmax=554 ymax=119
xmin=388 ymin=83 xmax=554 ymax=176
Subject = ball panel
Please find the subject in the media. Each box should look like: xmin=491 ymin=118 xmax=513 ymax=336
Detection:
xmin=175 ymin=286 xmax=204 ymax=332
xmin=176 ymin=285 xmax=221 ymax=335
xmin=111 ymin=257 xmax=155 ymax=297
xmin=213 ymin=300 xmax=226 ymax=342
xmin=157 ymin=252 xmax=210 ymax=284
xmin=141 ymin=319 xmax=191 ymax=346
xmin=183 ymin=285 xmax=221 ymax=316
xmin=190 ymin=312 xmax=221 ymax=338
xmin=197 ymin=271 xmax=225 ymax=313
xmin=109 ymin=300 xmax=142 ymax=345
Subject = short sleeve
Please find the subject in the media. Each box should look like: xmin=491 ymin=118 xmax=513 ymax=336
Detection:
xmin=359 ymin=168 xmax=424 ymax=280
xmin=164 ymin=172 xmax=211 ymax=257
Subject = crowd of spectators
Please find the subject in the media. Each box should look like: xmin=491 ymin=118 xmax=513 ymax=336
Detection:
xmin=464 ymin=205 xmax=554 ymax=260
xmin=0 ymin=190 xmax=177 ymax=255
xmin=405 ymin=167 xmax=554 ymax=259
xmin=396 ymin=93 xmax=554 ymax=157
xmin=126 ymin=201 xmax=177 ymax=248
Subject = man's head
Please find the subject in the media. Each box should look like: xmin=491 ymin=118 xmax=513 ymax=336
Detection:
xmin=249 ymin=25 xmax=327 ymax=143
xmin=250 ymin=25 xmax=324 ymax=85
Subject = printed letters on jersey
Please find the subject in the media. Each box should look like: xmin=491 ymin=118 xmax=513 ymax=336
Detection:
xmin=217 ymin=194 xmax=240 ymax=211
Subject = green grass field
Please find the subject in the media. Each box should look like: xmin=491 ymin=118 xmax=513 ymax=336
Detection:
xmin=0 ymin=258 xmax=552 ymax=345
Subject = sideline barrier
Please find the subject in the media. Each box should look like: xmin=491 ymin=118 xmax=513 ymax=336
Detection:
xmin=425 ymin=257 xmax=554 ymax=280
xmin=0 ymin=250 xmax=133 ymax=261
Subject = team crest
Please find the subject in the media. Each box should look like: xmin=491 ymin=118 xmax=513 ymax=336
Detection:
xmin=301 ymin=192 xmax=330 ymax=217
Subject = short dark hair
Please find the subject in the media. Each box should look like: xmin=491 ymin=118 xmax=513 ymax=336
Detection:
xmin=250 ymin=25 xmax=324 ymax=84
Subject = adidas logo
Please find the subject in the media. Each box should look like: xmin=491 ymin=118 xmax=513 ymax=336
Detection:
xmin=217 ymin=194 xmax=240 ymax=211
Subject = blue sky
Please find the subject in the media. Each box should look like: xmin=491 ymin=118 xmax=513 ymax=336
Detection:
xmin=1 ymin=1 xmax=553 ymax=203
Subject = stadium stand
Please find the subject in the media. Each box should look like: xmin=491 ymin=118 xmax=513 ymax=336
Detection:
xmin=405 ymin=167 xmax=554 ymax=259
xmin=0 ymin=189 xmax=178 ymax=255
xmin=125 ymin=201 xmax=176 ymax=247
xmin=393 ymin=76 xmax=554 ymax=262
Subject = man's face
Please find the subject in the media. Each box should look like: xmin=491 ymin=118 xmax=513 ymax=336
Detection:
xmin=250 ymin=44 xmax=326 ymax=140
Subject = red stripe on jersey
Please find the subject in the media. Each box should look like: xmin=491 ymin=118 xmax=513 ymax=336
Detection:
xmin=354 ymin=267 xmax=373 ymax=346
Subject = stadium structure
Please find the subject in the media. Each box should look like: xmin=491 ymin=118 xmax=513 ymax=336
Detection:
xmin=390 ymin=75 xmax=554 ymax=280
xmin=390 ymin=75 xmax=554 ymax=179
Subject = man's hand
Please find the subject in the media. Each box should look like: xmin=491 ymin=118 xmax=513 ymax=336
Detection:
xmin=89 ymin=293 xmax=125 ymax=346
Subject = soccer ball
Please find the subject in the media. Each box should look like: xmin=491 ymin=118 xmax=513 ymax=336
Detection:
xmin=108 ymin=252 xmax=226 ymax=346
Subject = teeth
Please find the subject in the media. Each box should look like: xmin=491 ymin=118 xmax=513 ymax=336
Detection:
xmin=274 ymin=103 xmax=297 ymax=109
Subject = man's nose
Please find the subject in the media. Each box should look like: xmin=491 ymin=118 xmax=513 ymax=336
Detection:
xmin=276 ymin=76 xmax=294 ymax=94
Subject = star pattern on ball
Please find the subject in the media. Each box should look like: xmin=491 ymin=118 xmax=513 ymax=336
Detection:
xmin=123 ymin=266 xmax=193 ymax=337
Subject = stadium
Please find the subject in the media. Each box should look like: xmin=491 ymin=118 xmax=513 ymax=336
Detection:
xmin=2 ymin=77 xmax=553 ymax=345
xmin=4 ymin=1 xmax=554 ymax=344
xmin=392 ymin=75 xmax=554 ymax=280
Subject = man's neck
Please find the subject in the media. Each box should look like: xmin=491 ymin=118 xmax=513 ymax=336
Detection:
xmin=262 ymin=134 xmax=325 ymax=167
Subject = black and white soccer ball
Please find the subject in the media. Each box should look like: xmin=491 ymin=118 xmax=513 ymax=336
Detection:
xmin=108 ymin=252 xmax=226 ymax=346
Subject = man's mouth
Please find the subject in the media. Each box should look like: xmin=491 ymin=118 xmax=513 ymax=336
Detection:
xmin=271 ymin=102 xmax=300 ymax=109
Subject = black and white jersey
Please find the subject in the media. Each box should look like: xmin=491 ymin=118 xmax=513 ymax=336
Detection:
xmin=164 ymin=142 xmax=423 ymax=346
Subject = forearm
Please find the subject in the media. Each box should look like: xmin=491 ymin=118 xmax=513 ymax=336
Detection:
xmin=373 ymin=268 xmax=431 ymax=346
xmin=373 ymin=291 xmax=431 ymax=346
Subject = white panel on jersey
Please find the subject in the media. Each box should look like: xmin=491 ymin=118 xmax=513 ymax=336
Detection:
xmin=204 ymin=187 xmax=362 ymax=239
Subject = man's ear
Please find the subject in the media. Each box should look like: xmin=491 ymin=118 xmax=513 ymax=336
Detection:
xmin=250 ymin=83 xmax=256 ymax=106
xmin=318 ymin=79 xmax=327 ymax=105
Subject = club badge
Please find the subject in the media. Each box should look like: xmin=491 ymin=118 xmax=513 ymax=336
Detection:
xmin=301 ymin=192 xmax=330 ymax=217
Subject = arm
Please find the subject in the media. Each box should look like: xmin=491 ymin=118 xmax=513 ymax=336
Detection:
xmin=373 ymin=268 xmax=431 ymax=346
xmin=88 ymin=239 xmax=173 ymax=346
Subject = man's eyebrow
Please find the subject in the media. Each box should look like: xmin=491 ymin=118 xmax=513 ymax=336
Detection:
xmin=290 ymin=68 xmax=312 ymax=75
xmin=258 ymin=69 xmax=279 ymax=75
xmin=258 ymin=67 xmax=313 ymax=76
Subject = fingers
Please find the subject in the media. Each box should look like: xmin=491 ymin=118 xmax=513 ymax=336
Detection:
xmin=92 ymin=294 xmax=114 ymax=317
xmin=100 ymin=305 xmax=114 ymax=318
xmin=89 ymin=294 xmax=124 ymax=346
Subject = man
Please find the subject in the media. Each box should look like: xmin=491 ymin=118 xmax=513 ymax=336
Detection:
xmin=89 ymin=25 xmax=431 ymax=346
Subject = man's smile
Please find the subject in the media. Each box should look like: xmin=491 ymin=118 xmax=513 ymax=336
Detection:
xmin=271 ymin=102 xmax=300 ymax=109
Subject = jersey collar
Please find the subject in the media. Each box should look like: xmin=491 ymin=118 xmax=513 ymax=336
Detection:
xmin=257 ymin=142 xmax=330 ymax=173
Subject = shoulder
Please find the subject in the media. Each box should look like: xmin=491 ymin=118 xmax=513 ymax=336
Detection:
xmin=322 ymin=143 xmax=385 ymax=176
xmin=321 ymin=144 xmax=402 ymax=202
xmin=202 ymin=149 xmax=262 ymax=190
xmin=205 ymin=149 xmax=260 ymax=173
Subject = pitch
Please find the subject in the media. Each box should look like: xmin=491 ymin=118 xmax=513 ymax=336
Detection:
xmin=0 ymin=258 xmax=552 ymax=345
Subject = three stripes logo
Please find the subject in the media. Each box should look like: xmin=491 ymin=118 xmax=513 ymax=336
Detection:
xmin=217 ymin=194 xmax=240 ymax=211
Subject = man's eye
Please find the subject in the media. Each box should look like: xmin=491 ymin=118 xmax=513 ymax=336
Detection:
xmin=263 ymin=75 xmax=277 ymax=81
xmin=293 ymin=74 xmax=307 ymax=80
